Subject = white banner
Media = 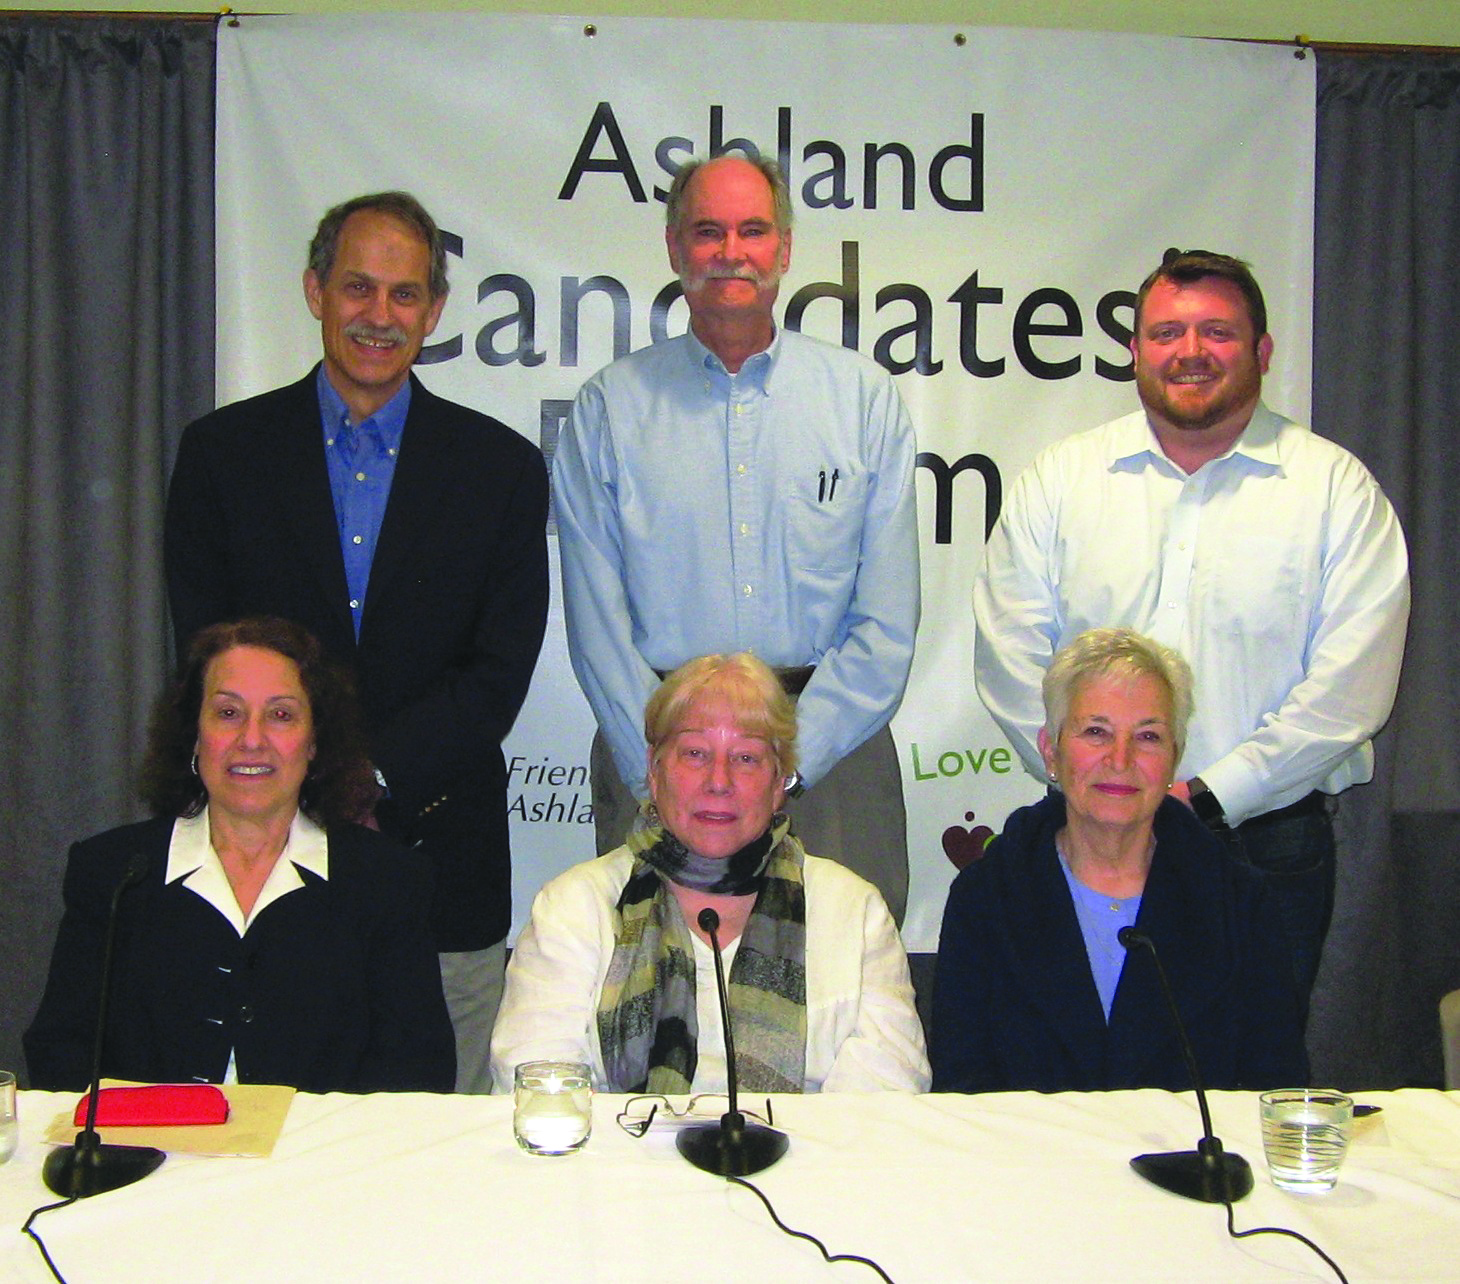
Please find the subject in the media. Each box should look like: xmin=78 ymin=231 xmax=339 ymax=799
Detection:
xmin=216 ymin=15 xmax=1315 ymax=949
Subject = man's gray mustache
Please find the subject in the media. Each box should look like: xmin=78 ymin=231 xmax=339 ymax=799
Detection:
xmin=344 ymin=322 xmax=408 ymax=345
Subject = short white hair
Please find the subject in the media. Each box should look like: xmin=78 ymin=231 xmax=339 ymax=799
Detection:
xmin=1042 ymin=628 xmax=1194 ymax=760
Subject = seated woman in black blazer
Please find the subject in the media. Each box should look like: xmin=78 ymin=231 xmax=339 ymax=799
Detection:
xmin=932 ymin=628 xmax=1307 ymax=1094
xmin=26 ymin=616 xmax=455 ymax=1094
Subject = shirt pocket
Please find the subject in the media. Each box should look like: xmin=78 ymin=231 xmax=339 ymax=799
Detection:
xmin=1202 ymin=532 xmax=1315 ymax=646
xmin=786 ymin=470 xmax=869 ymax=572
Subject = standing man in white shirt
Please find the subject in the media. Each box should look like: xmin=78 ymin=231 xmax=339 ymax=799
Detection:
xmin=553 ymin=154 xmax=920 ymax=922
xmin=974 ymin=248 xmax=1409 ymax=1002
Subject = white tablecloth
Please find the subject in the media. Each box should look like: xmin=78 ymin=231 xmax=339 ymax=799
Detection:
xmin=2 ymin=1088 xmax=1457 ymax=1282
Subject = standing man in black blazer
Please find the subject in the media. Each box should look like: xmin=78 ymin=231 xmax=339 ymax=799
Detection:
xmin=165 ymin=192 xmax=549 ymax=1092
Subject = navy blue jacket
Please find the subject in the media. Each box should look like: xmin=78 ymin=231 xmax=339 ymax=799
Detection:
xmin=931 ymin=795 xmax=1308 ymax=1093
xmin=165 ymin=370 xmax=549 ymax=950
xmin=25 ymin=816 xmax=455 ymax=1094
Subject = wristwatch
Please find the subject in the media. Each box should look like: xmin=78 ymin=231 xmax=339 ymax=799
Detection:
xmin=783 ymin=771 xmax=806 ymax=799
xmin=1187 ymin=776 xmax=1228 ymax=830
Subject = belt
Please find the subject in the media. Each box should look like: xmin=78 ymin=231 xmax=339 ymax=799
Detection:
xmin=1239 ymin=791 xmax=1328 ymax=829
xmin=654 ymin=664 xmax=815 ymax=696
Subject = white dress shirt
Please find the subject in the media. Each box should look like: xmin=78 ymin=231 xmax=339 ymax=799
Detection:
xmin=973 ymin=403 xmax=1410 ymax=826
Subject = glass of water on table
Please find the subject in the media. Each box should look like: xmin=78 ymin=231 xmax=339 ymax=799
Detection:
xmin=513 ymin=1061 xmax=593 ymax=1155
xmin=1259 ymin=1088 xmax=1353 ymax=1192
xmin=0 ymin=1071 xmax=17 ymax=1164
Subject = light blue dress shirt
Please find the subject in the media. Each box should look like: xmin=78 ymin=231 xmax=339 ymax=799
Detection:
xmin=553 ymin=327 xmax=920 ymax=798
xmin=318 ymin=367 xmax=409 ymax=637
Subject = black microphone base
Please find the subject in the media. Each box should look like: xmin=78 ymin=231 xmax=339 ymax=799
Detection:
xmin=44 ymin=1140 xmax=166 ymax=1199
xmin=677 ymin=1120 xmax=789 ymax=1177
xmin=1131 ymin=1149 xmax=1253 ymax=1204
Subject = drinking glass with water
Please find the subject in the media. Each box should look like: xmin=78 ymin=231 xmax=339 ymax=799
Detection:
xmin=1259 ymin=1088 xmax=1353 ymax=1192
xmin=0 ymin=1071 xmax=17 ymax=1164
xmin=513 ymin=1060 xmax=593 ymax=1155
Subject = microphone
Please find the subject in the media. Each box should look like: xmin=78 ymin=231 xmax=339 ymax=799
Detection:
xmin=675 ymin=907 xmax=789 ymax=1177
xmin=1117 ymin=926 xmax=1253 ymax=1204
xmin=43 ymin=852 xmax=166 ymax=1199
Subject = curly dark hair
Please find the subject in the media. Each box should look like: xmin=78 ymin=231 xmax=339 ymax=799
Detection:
xmin=140 ymin=617 xmax=377 ymax=827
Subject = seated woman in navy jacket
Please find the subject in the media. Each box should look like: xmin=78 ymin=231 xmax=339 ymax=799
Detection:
xmin=932 ymin=628 xmax=1307 ymax=1094
xmin=26 ymin=616 xmax=455 ymax=1094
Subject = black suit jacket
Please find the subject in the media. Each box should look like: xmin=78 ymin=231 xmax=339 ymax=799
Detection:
xmin=931 ymin=795 xmax=1309 ymax=1093
xmin=24 ymin=816 xmax=455 ymax=1094
xmin=164 ymin=369 xmax=549 ymax=948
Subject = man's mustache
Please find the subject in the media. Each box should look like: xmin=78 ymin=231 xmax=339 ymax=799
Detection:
xmin=682 ymin=266 xmax=774 ymax=291
xmin=344 ymin=321 xmax=408 ymax=345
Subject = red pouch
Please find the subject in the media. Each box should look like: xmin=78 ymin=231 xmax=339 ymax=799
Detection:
xmin=74 ymin=1084 xmax=230 ymax=1127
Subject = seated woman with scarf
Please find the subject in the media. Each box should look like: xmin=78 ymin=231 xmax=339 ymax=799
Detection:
xmin=490 ymin=652 xmax=929 ymax=1094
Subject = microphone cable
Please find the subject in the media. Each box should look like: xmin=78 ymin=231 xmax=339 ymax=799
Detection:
xmin=15 ymin=1139 xmax=1347 ymax=1284
xmin=22 ymin=1194 xmax=79 ymax=1284
xmin=727 ymin=1174 xmax=895 ymax=1283
xmin=1117 ymin=927 xmax=1349 ymax=1281
xmin=1222 ymin=1196 xmax=1349 ymax=1283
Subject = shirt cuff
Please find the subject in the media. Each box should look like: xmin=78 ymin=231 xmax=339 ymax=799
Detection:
xmin=1193 ymin=759 xmax=1266 ymax=829
xmin=794 ymin=729 xmax=836 ymax=791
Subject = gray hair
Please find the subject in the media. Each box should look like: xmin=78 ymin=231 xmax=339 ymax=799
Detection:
xmin=665 ymin=154 xmax=794 ymax=236
xmin=307 ymin=191 xmax=449 ymax=301
xmin=1042 ymin=628 xmax=1194 ymax=761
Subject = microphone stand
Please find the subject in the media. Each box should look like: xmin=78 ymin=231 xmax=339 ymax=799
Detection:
xmin=43 ymin=854 xmax=166 ymax=1198
xmin=676 ymin=908 xmax=789 ymax=1177
xmin=1118 ymin=926 xmax=1252 ymax=1204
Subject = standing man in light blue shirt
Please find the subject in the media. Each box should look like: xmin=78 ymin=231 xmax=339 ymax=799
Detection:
xmin=553 ymin=154 xmax=920 ymax=921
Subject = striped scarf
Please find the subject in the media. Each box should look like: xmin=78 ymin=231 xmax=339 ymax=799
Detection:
xmin=597 ymin=818 xmax=808 ymax=1094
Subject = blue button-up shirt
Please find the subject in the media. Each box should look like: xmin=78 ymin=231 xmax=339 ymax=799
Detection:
xmin=553 ymin=327 xmax=920 ymax=796
xmin=317 ymin=367 xmax=409 ymax=636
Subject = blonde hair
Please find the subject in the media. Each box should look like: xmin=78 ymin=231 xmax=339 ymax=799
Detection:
xmin=644 ymin=653 xmax=798 ymax=777
xmin=1043 ymin=628 xmax=1194 ymax=760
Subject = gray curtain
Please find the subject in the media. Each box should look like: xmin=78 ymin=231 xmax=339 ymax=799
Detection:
xmin=0 ymin=16 xmax=215 ymax=1081
xmin=1309 ymin=51 xmax=1460 ymax=1088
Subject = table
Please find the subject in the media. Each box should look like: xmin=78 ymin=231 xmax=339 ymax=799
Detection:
xmin=2 ymin=1088 xmax=1457 ymax=1282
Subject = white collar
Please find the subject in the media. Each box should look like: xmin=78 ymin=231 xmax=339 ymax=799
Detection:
xmin=1112 ymin=400 xmax=1286 ymax=476
xmin=166 ymin=809 xmax=329 ymax=937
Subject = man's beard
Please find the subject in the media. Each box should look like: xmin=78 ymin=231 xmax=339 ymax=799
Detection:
xmin=1136 ymin=356 xmax=1261 ymax=431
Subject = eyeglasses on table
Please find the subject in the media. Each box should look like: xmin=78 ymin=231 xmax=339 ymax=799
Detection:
xmin=615 ymin=1093 xmax=776 ymax=1138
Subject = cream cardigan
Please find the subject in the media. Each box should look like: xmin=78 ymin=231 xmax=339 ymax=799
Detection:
xmin=490 ymin=847 xmax=929 ymax=1094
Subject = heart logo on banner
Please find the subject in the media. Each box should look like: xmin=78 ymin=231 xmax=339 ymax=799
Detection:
xmin=941 ymin=812 xmax=995 ymax=870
